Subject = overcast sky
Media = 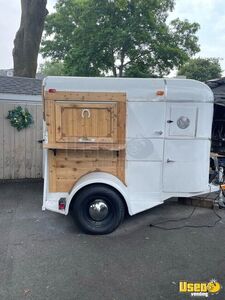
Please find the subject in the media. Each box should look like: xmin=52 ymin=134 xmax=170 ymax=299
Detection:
xmin=0 ymin=0 xmax=225 ymax=74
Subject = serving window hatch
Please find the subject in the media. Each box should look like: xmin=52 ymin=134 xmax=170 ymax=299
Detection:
xmin=55 ymin=101 xmax=118 ymax=143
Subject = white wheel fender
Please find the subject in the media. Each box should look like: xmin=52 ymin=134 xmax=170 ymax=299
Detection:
xmin=65 ymin=172 xmax=131 ymax=215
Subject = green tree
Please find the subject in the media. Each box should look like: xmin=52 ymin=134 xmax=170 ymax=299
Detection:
xmin=39 ymin=61 xmax=66 ymax=76
xmin=41 ymin=0 xmax=200 ymax=77
xmin=178 ymin=58 xmax=222 ymax=81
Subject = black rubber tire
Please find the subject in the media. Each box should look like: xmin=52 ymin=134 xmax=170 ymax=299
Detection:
xmin=72 ymin=184 xmax=125 ymax=234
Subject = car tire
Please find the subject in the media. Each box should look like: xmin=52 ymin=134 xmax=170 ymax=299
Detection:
xmin=72 ymin=184 xmax=125 ymax=234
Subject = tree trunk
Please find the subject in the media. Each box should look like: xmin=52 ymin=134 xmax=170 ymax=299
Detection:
xmin=112 ymin=65 xmax=117 ymax=77
xmin=13 ymin=0 xmax=48 ymax=78
xmin=118 ymin=50 xmax=125 ymax=77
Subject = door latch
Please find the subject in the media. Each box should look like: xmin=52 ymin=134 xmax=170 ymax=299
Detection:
xmin=167 ymin=120 xmax=174 ymax=123
xmin=38 ymin=139 xmax=44 ymax=144
xmin=167 ymin=159 xmax=175 ymax=163
xmin=155 ymin=130 xmax=163 ymax=135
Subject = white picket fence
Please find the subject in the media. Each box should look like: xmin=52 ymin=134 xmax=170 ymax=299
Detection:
xmin=0 ymin=101 xmax=43 ymax=179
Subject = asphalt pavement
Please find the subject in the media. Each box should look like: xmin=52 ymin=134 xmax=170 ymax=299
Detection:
xmin=0 ymin=181 xmax=225 ymax=300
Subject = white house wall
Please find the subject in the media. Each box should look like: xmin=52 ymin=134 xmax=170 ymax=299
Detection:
xmin=0 ymin=100 xmax=43 ymax=179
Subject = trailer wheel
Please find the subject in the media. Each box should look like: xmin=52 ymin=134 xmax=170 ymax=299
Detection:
xmin=72 ymin=184 xmax=125 ymax=234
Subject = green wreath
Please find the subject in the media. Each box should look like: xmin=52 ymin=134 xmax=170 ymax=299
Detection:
xmin=7 ymin=106 xmax=34 ymax=131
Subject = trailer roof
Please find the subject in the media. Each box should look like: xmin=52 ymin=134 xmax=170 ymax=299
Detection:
xmin=44 ymin=77 xmax=213 ymax=103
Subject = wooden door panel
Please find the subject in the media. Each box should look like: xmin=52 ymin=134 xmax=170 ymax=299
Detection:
xmin=84 ymin=107 xmax=113 ymax=137
xmin=55 ymin=102 xmax=117 ymax=143
xmin=60 ymin=106 xmax=85 ymax=138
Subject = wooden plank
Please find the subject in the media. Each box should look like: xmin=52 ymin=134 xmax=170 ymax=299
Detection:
xmin=45 ymin=100 xmax=55 ymax=144
xmin=55 ymin=102 xmax=63 ymax=142
xmin=55 ymin=160 xmax=117 ymax=171
xmin=25 ymin=104 xmax=37 ymax=178
xmin=43 ymin=143 xmax=125 ymax=151
xmin=14 ymin=104 xmax=26 ymax=178
xmin=116 ymin=101 xmax=126 ymax=183
xmin=54 ymin=169 xmax=119 ymax=192
xmin=0 ymin=103 xmax=4 ymax=179
xmin=53 ymin=179 xmax=80 ymax=193
xmin=55 ymin=149 xmax=117 ymax=160
xmin=36 ymin=105 xmax=43 ymax=178
xmin=44 ymin=91 xmax=126 ymax=102
xmin=56 ymin=165 xmax=117 ymax=178
xmin=117 ymin=102 xmax=126 ymax=144
xmin=48 ymin=150 xmax=56 ymax=192
xmin=117 ymin=150 xmax=126 ymax=185
xmin=3 ymin=103 xmax=15 ymax=179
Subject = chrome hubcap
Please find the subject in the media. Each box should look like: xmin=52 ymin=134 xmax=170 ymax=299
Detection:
xmin=89 ymin=199 xmax=109 ymax=221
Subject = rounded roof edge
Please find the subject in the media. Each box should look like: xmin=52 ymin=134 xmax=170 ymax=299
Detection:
xmin=44 ymin=76 xmax=213 ymax=102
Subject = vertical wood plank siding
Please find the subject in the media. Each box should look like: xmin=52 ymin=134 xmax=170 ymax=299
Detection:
xmin=0 ymin=101 xmax=43 ymax=179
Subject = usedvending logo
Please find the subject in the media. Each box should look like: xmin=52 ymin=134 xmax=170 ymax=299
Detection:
xmin=179 ymin=279 xmax=221 ymax=297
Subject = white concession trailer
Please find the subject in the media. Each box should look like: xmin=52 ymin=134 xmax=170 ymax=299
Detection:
xmin=42 ymin=77 xmax=220 ymax=234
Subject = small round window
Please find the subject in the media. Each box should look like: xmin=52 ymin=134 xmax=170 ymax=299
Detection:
xmin=177 ymin=116 xmax=190 ymax=129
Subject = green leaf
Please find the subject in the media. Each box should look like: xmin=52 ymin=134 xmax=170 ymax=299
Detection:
xmin=178 ymin=57 xmax=222 ymax=81
xmin=41 ymin=0 xmax=200 ymax=77
xmin=7 ymin=106 xmax=34 ymax=131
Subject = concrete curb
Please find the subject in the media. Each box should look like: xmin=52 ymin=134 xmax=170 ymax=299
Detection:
xmin=178 ymin=196 xmax=216 ymax=209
